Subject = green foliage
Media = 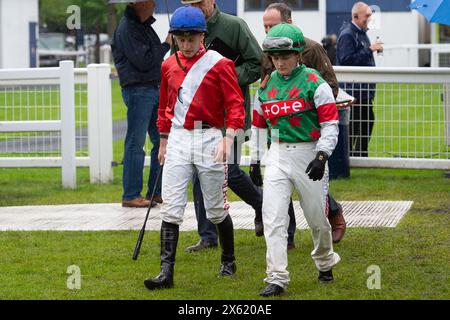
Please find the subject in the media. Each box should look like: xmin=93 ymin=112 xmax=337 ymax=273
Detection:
xmin=39 ymin=0 xmax=73 ymax=32
xmin=39 ymin=0 xmax=125 ymax=33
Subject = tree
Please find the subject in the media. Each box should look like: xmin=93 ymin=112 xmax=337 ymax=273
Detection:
xmin=39 ymin=0 xmax=73 ymax=32
xmin=39 ymin=0 xmax=125 ymax=62
xmin=107 ymin=4 xmax=118 ymax=40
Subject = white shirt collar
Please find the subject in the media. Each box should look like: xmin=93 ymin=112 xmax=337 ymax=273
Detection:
xmin=352 ymin=21 xmax=363 ymax=31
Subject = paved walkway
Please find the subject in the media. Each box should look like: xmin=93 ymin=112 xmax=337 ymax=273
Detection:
xmin=0 ymin=201 xmax=413 ymax=231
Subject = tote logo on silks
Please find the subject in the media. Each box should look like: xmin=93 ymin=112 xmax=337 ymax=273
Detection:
xmin=261 ymin=99 xmax=313 ymax=120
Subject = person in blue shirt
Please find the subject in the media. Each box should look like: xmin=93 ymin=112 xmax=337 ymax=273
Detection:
xmin=336 ymin=2 xmax=383 ymax=157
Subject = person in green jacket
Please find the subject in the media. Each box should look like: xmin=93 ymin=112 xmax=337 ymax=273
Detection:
xmin=180 ymin=0 xmax=266 ymax=253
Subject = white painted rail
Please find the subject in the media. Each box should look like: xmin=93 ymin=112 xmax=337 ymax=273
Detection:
xmin=0 ymin=61 xmax=113 ymax=187
xmin=248 ymin=67 xmax=450 ymax=170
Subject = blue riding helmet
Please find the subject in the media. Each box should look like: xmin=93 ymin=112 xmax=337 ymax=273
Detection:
xmin=169 ymin=6 xmax=207 ymax=35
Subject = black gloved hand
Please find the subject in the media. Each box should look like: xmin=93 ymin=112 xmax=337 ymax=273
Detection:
xmin=249 ymin=161 xmax=263 ymax=186
xmin=305 ymin=151 xmax=329 ymax=181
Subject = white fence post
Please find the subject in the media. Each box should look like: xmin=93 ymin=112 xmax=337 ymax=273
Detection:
xmin=445 ymin=84 xmax=450 ymax=146
xmin=59 ymin=60 xmax=77 ymax=189
xmin=87 ymin=64 xmax=113 ymax=183
xmin=431 ymin=48 xmax=439 ymax=68
xmin=100 ymin=45 xmax=112 ymax=65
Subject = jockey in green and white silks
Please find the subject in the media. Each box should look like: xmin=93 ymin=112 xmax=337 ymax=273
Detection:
xmin=251 ymin=23 xmax=341 ymax=297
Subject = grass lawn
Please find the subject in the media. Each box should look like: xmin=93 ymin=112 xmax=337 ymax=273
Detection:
xmin=1 ymin=76 xmax=449 ymax=300
xmin=0 ymin=167 xmax=448 ymax=300
xmin=0 ymin=80 xmax=124 ymax=144
xmin=369 ymin=83 xmax=449 ymax=158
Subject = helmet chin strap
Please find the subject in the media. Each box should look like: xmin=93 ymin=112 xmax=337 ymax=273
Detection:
xmin=173 ymin=36 xmax=188 ymax=73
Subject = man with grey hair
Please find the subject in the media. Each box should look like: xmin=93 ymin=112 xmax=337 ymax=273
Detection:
xmin=261 ymin=2 xmax=339 ymax=96
xmin=253 ymin=2 xmax=347 ymax=244
xmin=337 ymin=1 xmax=383 ymax=157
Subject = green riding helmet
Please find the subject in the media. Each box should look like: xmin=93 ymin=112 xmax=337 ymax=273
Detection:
xmin=262 ymin=23 xmax=306 ymax=54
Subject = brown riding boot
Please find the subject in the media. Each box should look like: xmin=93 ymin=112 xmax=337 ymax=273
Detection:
xmin=122 ymin=197 xmax=151 ymax=208
xmin=328 ymin=205 xmax=346 ymax=243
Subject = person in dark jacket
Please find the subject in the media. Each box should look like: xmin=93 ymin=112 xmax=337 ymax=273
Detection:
xmin=322 ymin=34 xmax=337 ymax=66
xmin=111 ymin=0 xmax=171 ymax=207
xmin=336 ymin=2 xmax=383 ymax=157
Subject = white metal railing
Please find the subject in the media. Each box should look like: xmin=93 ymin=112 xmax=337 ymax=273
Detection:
xmin=3 ymin=64 xmax=449 ymax=179
xmin=335 ymin=66 xmax=450 ymax=170
xmin=248 ymin=66 xmax=450 ymax=170
xmin=382 ymin=44 xmax=450 ymax=68
xmin=0 ymin=61 xmax=113 ymax=188
xmin=37 ymin=49 xmax=88 ymax=68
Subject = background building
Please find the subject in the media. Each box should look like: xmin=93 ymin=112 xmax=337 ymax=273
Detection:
xmin=152 ymin=0 xmax=449 ymax=67
xmin=1 ymin=0 xmax=449 ymax=69
xmin=0 ymin=0 xmax=39 ymax=68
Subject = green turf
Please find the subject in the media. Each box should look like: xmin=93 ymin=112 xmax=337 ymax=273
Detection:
xmin=0 ymin=81 xmax=124 ymax=143
xmin=369 ymin=83 xmax=448 ymax=158
xmin=111 ymin=80 xmax=127 ymax=122
xmin=0 ymin=80 xmax=125 ymax=122
xmin=0 ymin=168 xmax=448 ymax=299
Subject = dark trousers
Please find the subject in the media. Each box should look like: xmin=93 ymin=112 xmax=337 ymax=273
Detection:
xmin=350 ymin=100 xmax=375 ymax=157
xmin=193 ymin=169 xmax=340 ymax=244
xmin=328 ymin=193 xmax=341 ymax=216
xmin=194 ymin=174 xmax=298 ymax=245
xmin=193 ymin=163 xmax=266 ymax=244
xmin=193 ymin=135 xmax=296 ymax=245
xmin=287 ymin=200 xmax=296 ymax=245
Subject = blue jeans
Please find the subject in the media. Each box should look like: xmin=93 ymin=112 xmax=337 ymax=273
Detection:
xmin=192 ymin=163 xmax=264 ymax=245
xmin=121 ymin=85 xmax=161 ymax=201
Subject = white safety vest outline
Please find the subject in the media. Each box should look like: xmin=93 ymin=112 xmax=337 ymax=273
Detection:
xmin=172 ymin=50 xmax=224 ymax=128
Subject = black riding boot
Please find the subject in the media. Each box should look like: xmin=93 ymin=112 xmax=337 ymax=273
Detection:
xmin=216 ymin=214 xmax=236 ymax=276
xmin=144 ymin=221 xmax=179 ymax=290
